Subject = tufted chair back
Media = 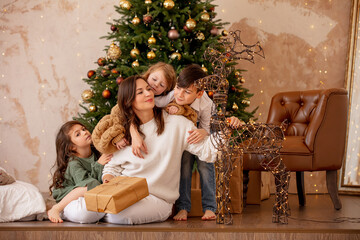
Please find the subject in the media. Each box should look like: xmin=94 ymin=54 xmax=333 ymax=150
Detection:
xmin=243 ymin=88 xmax=348 ymax=209
xmin=266 ymin=88 xmax=348 ymax=170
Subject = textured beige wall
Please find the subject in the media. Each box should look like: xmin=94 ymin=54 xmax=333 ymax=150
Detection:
xmin=0 ymin=0 xmax=353 ymax=193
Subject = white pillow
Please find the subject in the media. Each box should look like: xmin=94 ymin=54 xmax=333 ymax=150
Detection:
xmin=0 ymin=180 xmax=46 ymax=222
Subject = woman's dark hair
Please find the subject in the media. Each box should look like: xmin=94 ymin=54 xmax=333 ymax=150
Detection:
xmin=177 ymin=64 xmax=207 ymax=91
xmin=117 ymin=75 xmax=164 ymax=142
xmin=49 ymin=120 xmax=99 ymax=195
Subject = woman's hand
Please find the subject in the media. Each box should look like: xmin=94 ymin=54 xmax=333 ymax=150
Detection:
xmin=102 ymin=174 xmax=115 ymax=183
xmin=226 ymin=116 xmax=243 ymax=129
xmin=97 ymin=153 xmax=113 ymax=165
xmin=187 ymin=129 xmax=208 ymax=144
xmin=166 ymin=105 xmax=179 ymax=114
xmin=115 ymin=138 xmax=129 ymax=150
xmin=130 ymin=124 xmax=148 ymax=159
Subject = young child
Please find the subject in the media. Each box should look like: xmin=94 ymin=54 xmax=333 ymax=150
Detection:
xmin=168 ymin=64 xmax=241 ymax=221
xmin=48 ymin=120 xmax=112 ymax=223
xmin=92 ymin=62 xmax=176 ymax=156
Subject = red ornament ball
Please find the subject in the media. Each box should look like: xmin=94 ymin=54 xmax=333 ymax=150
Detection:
xmin=101 ymin=69 xmax=109 ymax=77
xmin=97 ymin=57 xmax=106 ymax=66
xmin=116 ymin=76 xmax=124 ymax=85
xmin=208 ymin=91 xmax=214 ymax=99
xmin=87 ymin=70 xmax=95 ymax=78
xmin=110 ymin=25 xmax=117 ymax=32
xmin=102 ymin=89 xmax=111 ymax=99
xmin=111 ymin=69 xmax=119 ymax=75
xmin=143 ymin=14 xmax=153 ymax=24
xmin=210 ymin=26 xmax=218 ymax=36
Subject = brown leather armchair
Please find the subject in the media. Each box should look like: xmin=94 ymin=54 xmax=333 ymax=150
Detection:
xmin=243 ymin=88 xmax=348 ymax=210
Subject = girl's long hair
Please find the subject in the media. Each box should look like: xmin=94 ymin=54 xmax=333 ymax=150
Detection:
xmin=49 ymin=120 xmax=98 ymax=195
xmin=117 ymin=75 xmax=164 ymax=142
xmin=142 ymin=62 xmax=176 ymax=95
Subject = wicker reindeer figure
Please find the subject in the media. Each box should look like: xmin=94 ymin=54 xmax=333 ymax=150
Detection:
xmin=196 ymin=31 xmax=290 ymax=224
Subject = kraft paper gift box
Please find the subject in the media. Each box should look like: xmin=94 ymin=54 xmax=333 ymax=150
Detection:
xmin=84 ymin=176 xmax=149 ymax=214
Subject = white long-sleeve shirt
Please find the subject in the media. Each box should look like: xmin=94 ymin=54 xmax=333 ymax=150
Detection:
xmin=102 ymin=111 xmax=218 ymax=204
xmin=155 ymin=90 xmax=214 ymax=134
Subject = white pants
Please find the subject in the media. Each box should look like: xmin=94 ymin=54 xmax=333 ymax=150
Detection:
xmin=62 ymin=197 xmax=106 ymax=224
xmin=104 ymin=194 xmax=173 ymax=225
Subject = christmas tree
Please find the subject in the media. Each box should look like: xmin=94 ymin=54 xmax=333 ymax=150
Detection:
xmin=75 ymin=0 xmax=257 ymax=131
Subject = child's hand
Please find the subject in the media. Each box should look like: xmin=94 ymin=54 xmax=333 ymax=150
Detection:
xmin=167 ymin=105 xmax=179 ymax=114
xmin=130 ymin=124 xmax=148 ymax=159
xmin=187 ymin=129 xmax=208 ymax=144
xmin=115 ymin=138 xmax=129 ymax=150
xmin=102 ymin=174 xmax=114 ymax=183
xmin=132 ymin=137 xmax=148 ymax=159
xmin=98 ymin=153 xmax=113 ymax=165
xmin=226 ymin=116 xmax=243 ymax=129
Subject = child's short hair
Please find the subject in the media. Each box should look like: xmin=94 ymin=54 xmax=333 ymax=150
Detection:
xmin=177 ymin=64 xmax=207 ymax=91
xmin=142 ymin=62 xmax=176 ymax=95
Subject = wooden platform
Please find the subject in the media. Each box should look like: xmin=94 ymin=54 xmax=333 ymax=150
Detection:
xmin=1 ymin=194 xmax=359 ymax=240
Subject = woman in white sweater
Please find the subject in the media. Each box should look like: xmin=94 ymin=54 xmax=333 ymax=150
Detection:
xmin=101 ymin=75 xmax=218 ymax=225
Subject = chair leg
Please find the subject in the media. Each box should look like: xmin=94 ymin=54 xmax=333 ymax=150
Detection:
xmin=326 ymin=170 xmax=342 ymax=210
xmin=296 ymin=171 xmax=306 ymax=206
xmin=243 ymin=170 xmax=249 ymax=208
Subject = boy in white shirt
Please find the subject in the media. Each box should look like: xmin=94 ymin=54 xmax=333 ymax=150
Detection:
xmin=168 ymin=64 xmax=239 ymax=221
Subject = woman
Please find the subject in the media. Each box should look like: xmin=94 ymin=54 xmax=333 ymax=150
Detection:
xmin=101 ymin=75 xmax=218 ymax=224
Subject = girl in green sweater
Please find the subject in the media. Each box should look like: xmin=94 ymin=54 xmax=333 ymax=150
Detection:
xmin=48 ymin=121 xmax=112 ymax=223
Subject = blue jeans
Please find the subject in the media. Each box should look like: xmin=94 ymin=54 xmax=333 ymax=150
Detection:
xmin=175 ymin=151 xmax=216 ymax=213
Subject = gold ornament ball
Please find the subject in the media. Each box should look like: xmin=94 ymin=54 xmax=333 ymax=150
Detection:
xmin=164 ymin=0 xmax=175 ymax=10
xmin=130 ymin=48 xmax=140 ymax=58
xmin=200 ymin=11 xmax=210 ymax=22
xmin=241 ymin=99 xmax=250 ymax=106
xmin=107 ymin=43 xmax=121 ymax=60
xmin=132 ymin=60 xmax=140 ymax=68
xmin=131 ymin=16 xmax=141 ymax=25
xmin=81 ymin=89 xmax=94 ymax=103
xmin=234 ymin=70 xmax=241 ymax=78
xmin=186 ymin=18 xmax=197 ymax=30
xmin=145 ymin=0 xmax=152 ymax=4
xmin=232 ymin=102 xmax=239 ymax=111
xmin=196 ymin=32 xmax=205 ymax=41
xmin=89 ymin=105 xmax=97 ymax=112
xmin=201 ymin=64 xmax=208 ymax=73
xmin=121 ymin=0 xmax=132 ymax=10
xmin=240 ymin=77 xmax=246 ymax=84
xmin=222 ymin=30 xmax=229 ymax=36
xmin=170 ymin=52 xmax=181 ymax=60
xmin=148 ymin=36 xmax=156 ymax=45
xmin=147 ymin=50 xmax=156 ymax=60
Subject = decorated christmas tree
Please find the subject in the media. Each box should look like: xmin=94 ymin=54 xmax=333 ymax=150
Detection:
xmin=75 ymin=0 xmax=256 ymax=131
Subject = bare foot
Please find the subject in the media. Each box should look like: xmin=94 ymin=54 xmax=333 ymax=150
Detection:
xmin=173 ymin=209 xmax=188 ymax=221
xmin=201 ymin=210 xmax=216 ymax=221
xmin=47 ymin=205 xmax=63 ymax=223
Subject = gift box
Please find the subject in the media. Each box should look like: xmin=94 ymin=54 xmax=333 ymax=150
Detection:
xmin=84 ymin=176 xmax=149 ymax=214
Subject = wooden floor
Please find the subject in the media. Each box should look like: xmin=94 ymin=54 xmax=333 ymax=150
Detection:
xmin=1 ymin=194 xmax=359 ymax=240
